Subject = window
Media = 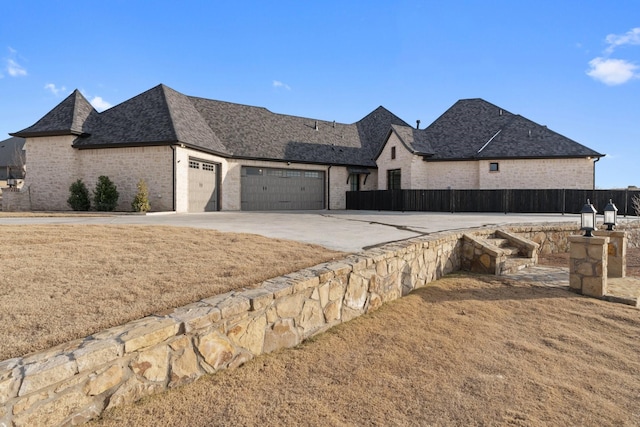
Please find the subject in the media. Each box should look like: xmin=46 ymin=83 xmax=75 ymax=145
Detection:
xmin=245 ymin=167 xmax=263 ymax=175
xmin=202 ymin=163 xmax=216 ymax=171
xmin=387 ymin=169 xmax=401 ymax=190
xmin=267 ymin=169 xmax=283 ymax=176
xmin=304 ymin=171 xmax=320 ymax=178
xmin=285 ymin=170 xmax=301 ymax=177
xmin=391 ymin=146 xmax=396 ymax=160
xmin=489 ymin=162 xmax=499 ymax=172
xmin=349 ymin=173 xmax=360 ymax=192
xmin=189 ymin=160 xmax=200 ymax=169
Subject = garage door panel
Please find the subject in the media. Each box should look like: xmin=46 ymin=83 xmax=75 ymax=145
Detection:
xmin=189 ymin=159 xmax=218 ymax=212
xmin=241 ymin=166 xmax=324 ymax=211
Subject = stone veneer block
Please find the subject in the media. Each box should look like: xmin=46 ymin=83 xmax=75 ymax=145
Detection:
xmin=73 ymin=339 xmax=123 ymax=373
xmin=569 ymin=235 xmax=608 ymax=298
xmin=594 ymin=230 xmax=627 ymax=278
xmin=217 ymin=295 xmax=251 ymax=319
xmin=241 ymin=288 xmax=275 ymax=311
xmin=286 ymin=271 xmax=320 ymax=293
xmin=121 ymin=318 xmax=181 ymax=353
xmin=171 ymin=305 xmax=222 ymax=333
xmin=262 ymin=277 xmax=294 ymax=299
xmin=19 ymin=355 xmax=78 ymax=396
xmin=201 ymin=291 xmax=235 ymax=307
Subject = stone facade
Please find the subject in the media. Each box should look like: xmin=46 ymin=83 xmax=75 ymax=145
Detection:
xmin=569 ymin=235 xmax=609 ymax=297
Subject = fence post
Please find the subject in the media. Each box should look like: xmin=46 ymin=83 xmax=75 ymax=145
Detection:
xmin=450 ymin=188 xmax=455 ymax=213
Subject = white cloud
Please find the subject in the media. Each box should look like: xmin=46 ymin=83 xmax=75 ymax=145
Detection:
xmin=44 ymin=83 xmax=67 ymax=96
xmin=90 ymin=96 xmax=112 ymax=111
xmin=605 ymin=27 xmax=640 ymax=54
xmin=6 ymin=58 xmax=27 ymax=77
xmin=273 ymin=80 xmax=291 ymax=90
xmin=586 ymin=57 xmax=639 ymax=85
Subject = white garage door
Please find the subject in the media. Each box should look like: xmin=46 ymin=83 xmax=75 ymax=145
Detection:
xmin=188 ymin=159 xmax=218 ymax=212
xmin=241 ymin=166 xmax=325 ymax=210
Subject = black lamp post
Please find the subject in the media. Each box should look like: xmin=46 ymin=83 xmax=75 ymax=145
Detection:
xmin=580 ymin=199 xmax=597 ymax=237
xmin=603 ymin=199 xmax=618 ymax=231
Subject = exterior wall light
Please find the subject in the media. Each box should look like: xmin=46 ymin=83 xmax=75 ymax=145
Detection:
xmin=603 ymin=199 xmax=618 ymax=231
xmin=580 ymin=199 xmax=597 ymax=237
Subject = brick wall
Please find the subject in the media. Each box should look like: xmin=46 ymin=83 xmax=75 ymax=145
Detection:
xmin=24 ymin=136 xmax=175 ymax=211
xmin=477 ymin=158 xmax=594 ymax=189
xmin=376 ymin=133 xmax=413 ymax=189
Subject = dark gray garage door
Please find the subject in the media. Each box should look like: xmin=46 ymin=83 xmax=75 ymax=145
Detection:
xmin=241 ymin=166 xmax=325 ymax=210
xmin=188 ymin=159 xmax=218 ymax=212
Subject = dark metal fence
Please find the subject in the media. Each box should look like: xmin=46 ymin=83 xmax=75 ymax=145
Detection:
xmin=346 ymin=189 xmax=640 ymax=215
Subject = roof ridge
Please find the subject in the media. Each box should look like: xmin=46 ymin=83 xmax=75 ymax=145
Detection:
xmin=157 ymin=85 xmax=180 ymax=142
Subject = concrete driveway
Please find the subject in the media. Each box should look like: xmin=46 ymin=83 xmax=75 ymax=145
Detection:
xmin=0 ymin=210 xmax=590 ymax=252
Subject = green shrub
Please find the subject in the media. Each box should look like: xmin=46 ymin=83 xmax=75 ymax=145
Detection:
xmin=131 ymin=179 xmax=151 ymax=212
xmin=93 ymin=176 xmax=119 ymax=211
xmin=67 ymin=179 xmax=91 ymax=211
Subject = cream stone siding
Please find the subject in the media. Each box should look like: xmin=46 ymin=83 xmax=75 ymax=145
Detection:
xmin=477 ymin=158 xmax=594 ymax=189
xmin=376 ymin=133 xmax=413 ymax=189
xmin=423 ymin=160 xmax=480 ymax=189
xmin=406 ymin=157 xmax=594 ymax=190
xmin=24 ymin=136 xmax=174 ymax=211
xmin=174 ymin=147 xmax=228 ymax=212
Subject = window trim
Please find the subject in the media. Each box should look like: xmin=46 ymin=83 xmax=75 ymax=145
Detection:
xmin=387 ymin=168 xmax=401 ymax=190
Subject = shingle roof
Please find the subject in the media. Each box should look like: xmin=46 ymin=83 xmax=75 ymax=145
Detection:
xmin=383 ymin=124 xmax=435 ymax=157
xmin=11 ymin=90 xmax=96 ymax=137
xmin=12 ymin=84 xmax=409 ymax=167
xmin=0 ymin=136 xmax=25 ymax=167
xmin=419 ymin=98 xmax=603 ymax=160
xmin=11 ymin=88 xmax=602 ymax=168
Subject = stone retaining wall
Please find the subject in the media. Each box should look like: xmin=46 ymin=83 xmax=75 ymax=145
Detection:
xmin=1 ymin=221 xmax=639 ymax=426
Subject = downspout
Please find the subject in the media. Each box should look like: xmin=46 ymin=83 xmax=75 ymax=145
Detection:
xmin=327 ymin=165 xmax=332 ymax=210
xmin=593 ymin=157 xmax=600 ymax=191
xmin=170 ymin=145 xmax=177 ymax=212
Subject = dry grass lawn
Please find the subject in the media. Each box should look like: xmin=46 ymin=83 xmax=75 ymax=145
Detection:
xmin=0 ymin=225 xmax=344 ymax=361
xmin=93 ymin=273 xmax=640 ymax=426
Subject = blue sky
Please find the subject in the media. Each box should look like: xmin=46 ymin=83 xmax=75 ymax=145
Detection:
xmin=1 ymin=0 xmax=638 ymax=188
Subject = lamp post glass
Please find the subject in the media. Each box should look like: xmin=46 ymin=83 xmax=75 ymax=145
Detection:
xmin=603 ymin=199 xmax=618 ymax=231
xmin=580 ymin=199 xmax=597 ymax=237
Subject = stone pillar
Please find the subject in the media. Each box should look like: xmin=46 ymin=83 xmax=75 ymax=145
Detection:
xmin=594 ymin=230 xmax=627 ymax=278
xmin=569 ymin=235 xmax=608 ymax=298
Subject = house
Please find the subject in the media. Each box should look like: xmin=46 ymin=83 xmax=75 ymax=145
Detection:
xmin=0 ymin=136 xmax=26 ymax=186
xmin=376 ymin=99 xmax=603 ymax=191
xmin=8 ymin=85 xmax=603 ymax=212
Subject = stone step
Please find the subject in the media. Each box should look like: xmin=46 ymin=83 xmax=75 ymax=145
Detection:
xmin=501 ymin=257 xmax=537 ymax=275
xmin=485 ymin=238 xmax=520 ymax=256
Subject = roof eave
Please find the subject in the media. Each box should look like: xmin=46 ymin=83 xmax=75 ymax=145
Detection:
xmin=10 ymin=130 xmax=84 ymax=138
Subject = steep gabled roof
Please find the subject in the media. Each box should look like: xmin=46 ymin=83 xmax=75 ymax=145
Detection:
xmin=12 ymin=84 xmax=407 ymax=167
xmin=11 ymin=90 xmax=96 ymax=137
xmin=378 ymin=124 xmax=435 ymax=159
xmin=421 ymin=98 xmax=603 ymax=160
xmin=73 ymin=85 xmax=227 ymax=154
